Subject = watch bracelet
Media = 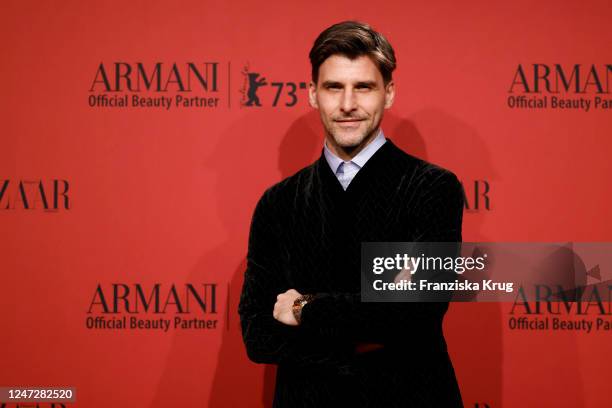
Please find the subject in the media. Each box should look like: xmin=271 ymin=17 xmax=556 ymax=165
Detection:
xmin=292 ymin=294 xmax=316 ymax=324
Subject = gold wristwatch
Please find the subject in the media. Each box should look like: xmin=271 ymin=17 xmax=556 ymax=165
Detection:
xmin=292 ymin=294 xmax=315 ymax=324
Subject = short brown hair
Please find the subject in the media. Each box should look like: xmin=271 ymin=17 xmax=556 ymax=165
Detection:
xmin=309 ymin=21 xmax=397 ymax=85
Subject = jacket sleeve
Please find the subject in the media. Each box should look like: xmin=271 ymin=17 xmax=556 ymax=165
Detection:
xmin=299 ymin=170 xmax=465 ymax=345
xmin=238 ymin=189 xmax=353 ymax=369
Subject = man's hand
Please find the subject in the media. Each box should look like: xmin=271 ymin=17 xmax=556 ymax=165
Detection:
xmin=394 ymin=266 xmax=413 ymax=283
xmin=273 ymin=289 xmax=302 ymax=326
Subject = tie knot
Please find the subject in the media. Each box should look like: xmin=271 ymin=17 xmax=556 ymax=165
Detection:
xmin=337 ymin=161 xmax=353 ymax=175
xmin=336 ymin=161 xmax=360 ymax=190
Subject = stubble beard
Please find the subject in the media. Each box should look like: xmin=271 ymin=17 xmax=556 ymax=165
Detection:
xmin=326 ymin=118 xmax=379 ymax=156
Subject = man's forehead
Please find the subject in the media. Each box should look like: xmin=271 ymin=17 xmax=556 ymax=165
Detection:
xmin=318 ymin=54 xmax=382 ymax=82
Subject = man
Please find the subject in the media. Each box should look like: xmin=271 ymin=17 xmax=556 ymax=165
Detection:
xmin=239 ymin=21 xmax=464 ymax=407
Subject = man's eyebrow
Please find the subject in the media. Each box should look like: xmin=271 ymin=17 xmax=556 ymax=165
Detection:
xmin=321 ymin=80 xmax=343 ymax=87
xmin=354 ymin=80 xmax=377 ymax=87
xmin=320 ymin=80 xmax=377 ymax=87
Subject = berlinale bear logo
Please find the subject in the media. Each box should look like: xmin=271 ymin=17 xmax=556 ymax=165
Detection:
xmin=243 ymin=71 xmax=267 ymax=106
xmin=240 ymin=63 xmax=307 ymax=107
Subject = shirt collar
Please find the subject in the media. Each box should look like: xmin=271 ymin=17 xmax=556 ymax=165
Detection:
xmin=323 ymin=128 xmax=387 ymax=173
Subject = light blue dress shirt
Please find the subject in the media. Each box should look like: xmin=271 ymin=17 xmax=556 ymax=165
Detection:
xmin=323 ymin=128 xmax=387 ymax=190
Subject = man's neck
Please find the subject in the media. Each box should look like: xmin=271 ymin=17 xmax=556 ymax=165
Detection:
xmin=325 ymin=127 xmax=381 ymax=161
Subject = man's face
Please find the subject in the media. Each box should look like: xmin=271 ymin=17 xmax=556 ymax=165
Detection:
xmin=309 ymin=54 xmax=395 ymax=158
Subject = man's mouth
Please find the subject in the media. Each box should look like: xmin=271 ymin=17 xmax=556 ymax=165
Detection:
xmin=335 ymin=119 xmax=363 ymax=129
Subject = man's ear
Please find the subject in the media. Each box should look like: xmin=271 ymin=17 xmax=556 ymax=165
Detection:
xmin=384 ymin=80 xmax=395 ymax=109
xmin=308 ymin=82 xmax=318 ymax=109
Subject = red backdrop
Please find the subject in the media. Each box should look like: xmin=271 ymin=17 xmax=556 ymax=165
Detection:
xmin=1 ymin=0 xmax=611 ymax=407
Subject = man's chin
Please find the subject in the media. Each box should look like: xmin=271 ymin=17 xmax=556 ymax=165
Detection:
xmin=331 ymin=133 xmax=368 ymax=148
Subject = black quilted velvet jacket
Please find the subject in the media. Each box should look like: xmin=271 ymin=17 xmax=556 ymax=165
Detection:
xmin=239 ymin=139 xmax=464 ymax=408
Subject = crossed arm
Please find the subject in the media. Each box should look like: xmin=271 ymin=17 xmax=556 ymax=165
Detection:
xmin=238 ymin=171 xmax=464 ymax=367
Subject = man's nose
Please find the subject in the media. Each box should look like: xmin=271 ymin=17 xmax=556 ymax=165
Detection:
xmin=340 ymin=88 xmax=357 ymax=113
